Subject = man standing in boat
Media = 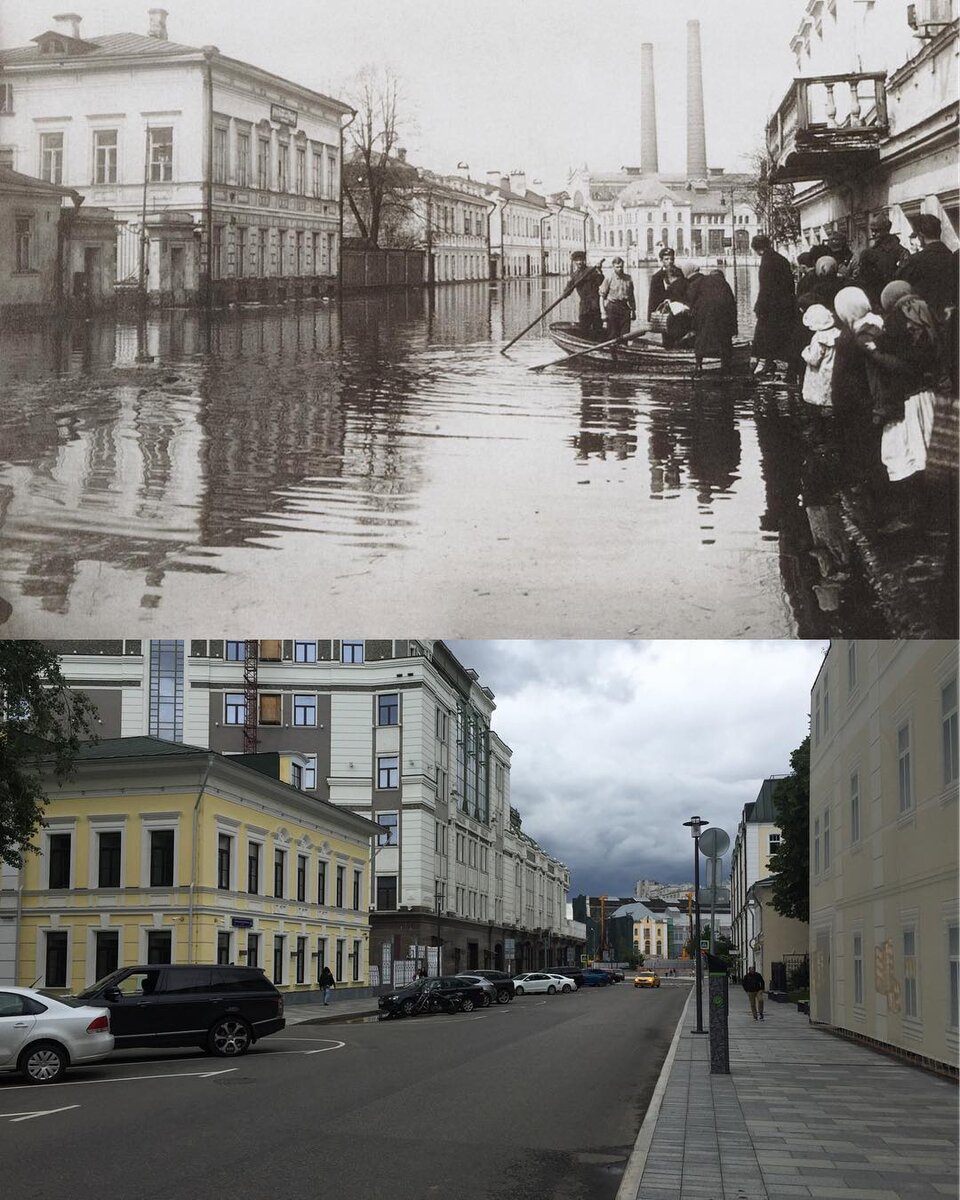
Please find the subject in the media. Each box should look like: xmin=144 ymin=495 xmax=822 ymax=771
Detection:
xmin=561 ymin=251 xmax=605 ymax=339
xmin=600 ymin=257 xmax=637 ymax=341
xmin=648 ymin=247 xmax=690 ymax=349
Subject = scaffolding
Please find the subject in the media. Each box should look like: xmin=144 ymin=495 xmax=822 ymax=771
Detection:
xmin=243 ymin=640 xmax=258 ymax=754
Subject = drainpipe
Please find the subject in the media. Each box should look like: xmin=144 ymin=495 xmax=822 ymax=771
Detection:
xmin=13 ymin=879 xmax=24 ymax=983
xmin=187 ymin=754 xmax=215 ymax=961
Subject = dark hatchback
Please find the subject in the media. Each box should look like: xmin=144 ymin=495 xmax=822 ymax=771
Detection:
xmin=378 ymin=975 xmax=487 ymax=1017
xmin=580 ymin=968 xmax=614 ymax=987
xmin=74 ymin=964 xmax=285 ymax=1057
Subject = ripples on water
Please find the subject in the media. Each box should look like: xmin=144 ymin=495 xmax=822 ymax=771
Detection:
xmin=0 ymin=270 xmax=887 ymax=636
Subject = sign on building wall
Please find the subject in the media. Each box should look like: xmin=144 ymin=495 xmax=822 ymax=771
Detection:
xmin=270 ymin=103 xmax=298 ymax=127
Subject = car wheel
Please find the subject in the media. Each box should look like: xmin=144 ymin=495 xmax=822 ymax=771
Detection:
xmin=207 ymin=1016 xmax=253 ymax=1057
xmin=19 ymin=1041 xmax=68 ymax=1085
xmin=515 ymin=986 xmax=525 ymax=995
xmin=460 ymin=997 xmax=475 ymax=1013
xmin=496 ymin=988 xmax=512 ymax=1004
xmin=482 ymin=994 xmax=493 ymax=1007
xmin=547 ymin=985 xmax=556 ymax=995
xmin=562 ymin=984 xmax=572 ymax=993
xmin=400 ymin=999 xmax=416 ymax=1017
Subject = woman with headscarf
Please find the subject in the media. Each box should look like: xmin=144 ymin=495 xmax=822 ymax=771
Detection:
xmin=831 ymin=286 xmax=887 ymax=504
xmin=678 ymin=259 xmax=738 ymax=374
xmin=798 ymin=255 xmax=842 ymax=315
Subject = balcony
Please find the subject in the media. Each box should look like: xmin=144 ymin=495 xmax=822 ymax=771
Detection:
xmin=766 ymin=73 xmax=888 ymax=183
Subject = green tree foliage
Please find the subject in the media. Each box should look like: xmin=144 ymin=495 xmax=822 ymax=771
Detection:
xmin=0 ymin=643 xmax=98 ymax=869
xmin=682 ymin=925 xmax=739 ymax=970
xmin=767 ymin=736 xmax=811 ymax=923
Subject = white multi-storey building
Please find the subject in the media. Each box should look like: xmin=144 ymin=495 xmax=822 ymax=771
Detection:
xmin=485 ymin=170 xmax=550 ymax=278
xmin=0 ymin=10 xmax=350 ymax=304
xmin=730 ymin=777 xmax=789 ymax=972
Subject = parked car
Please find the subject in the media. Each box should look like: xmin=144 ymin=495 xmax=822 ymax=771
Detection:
xmin=0 ymin=986 xmax=114 ymax=1084
xmin=466 ymin=970 xmax=516 ymax=1004
xmin=454 ymin=975 xmax=498 ymax=1007
xmin=511 ymin=972 xmax=572 ymax=996
xmin=580 ymin=968 xmax=613 ymax=987
xmin=606 ymin=968 xmax=625 ymax=982
xmin=378 ymin=975 xmax=487 ymax=1018
xmin=73 ymin=964 xmax=284 ymax=1057
xmin=544 ymin=965 xmax=584 ymax=988
xmin=634 ymin=970 xmax=661 ymax=989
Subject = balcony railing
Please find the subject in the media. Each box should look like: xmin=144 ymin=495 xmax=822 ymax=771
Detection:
xmin=766 ymin=72 xmax=888 ymax=182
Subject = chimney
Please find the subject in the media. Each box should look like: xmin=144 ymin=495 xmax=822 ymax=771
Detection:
xmin=53 ymin=12 xmax=83 ymax=39
xmin=640 ymin=43 xmax=659 ymax=175
xmin=148 ymin=7 xmax=169 ymax=40
xmin=686 ymin=19 xmax=708 ymax=179
xmin=500 ymin=174 xmax=510 ymax=192
xmin=509 ymin=170 xmax=527 ymax=195
xmin=486 ymin=169 xmax=503 ymax=188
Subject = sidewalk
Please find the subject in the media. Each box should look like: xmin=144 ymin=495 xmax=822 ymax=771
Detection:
xmin=622 ymin=988 xmax=959 ymax=1200
xmin=284 ymin=995 xmax=380 ymax=1025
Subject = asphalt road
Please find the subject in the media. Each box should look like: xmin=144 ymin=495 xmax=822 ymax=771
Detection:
xmin=0 ymin=981 xmax=690 ymax=1200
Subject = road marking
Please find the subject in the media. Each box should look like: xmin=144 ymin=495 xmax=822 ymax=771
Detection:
xmin=0 ymin=1067 xmax=238 ymax=1093
xmin=3 ymin=1105 xmax=81 ymax=1123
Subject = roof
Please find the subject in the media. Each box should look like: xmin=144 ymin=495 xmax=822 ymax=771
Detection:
xmin=0 ymin=165 xmax=79 ymax=202
xmin=610 ymin=901 xmax=664 ymax=921
xmin=72 ymin=736 xmax=206 ymax=760
xmin=617 ymin=179 xmax=690 ymax=207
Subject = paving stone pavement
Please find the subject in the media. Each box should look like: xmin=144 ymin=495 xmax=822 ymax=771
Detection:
xmin=629 ymin=988 xmax=959 ymax=1200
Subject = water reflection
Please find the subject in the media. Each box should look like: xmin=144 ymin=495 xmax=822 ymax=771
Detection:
xmin=0 ymin=273 xmax=897 ymax=636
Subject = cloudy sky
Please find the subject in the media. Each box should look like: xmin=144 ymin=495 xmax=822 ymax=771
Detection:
xmin=8 ymin=0 xmax=802 ymax=190
xmin=447 ymin=640 xmax=826 ymax=898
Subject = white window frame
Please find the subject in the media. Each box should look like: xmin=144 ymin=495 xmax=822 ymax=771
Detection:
xmin=948 ymin=923 xmax=959 ymax=1032
xmin=89 ymin=817 xmax=126 ymax=890
xmin=141 ymin=816 xmax=179 ymax=889
xmin=92 ymin=128 xmax=118 ymax=185
xmin=272 ymin=933 xmax=287 ymax=986
xmin=823 ymin=807 xmax=831 ymax=870
xmin=850 ymin=770 xmax=860 ymax=845
xmin=40 ymin=131 xmax=64 ymax=184
xmin=303 ymin=754 xmax=317 ymax=790
xmin=216 ymin=824 xmax=239 ymax=892
xmin=847 ymin=641 xmax=857 ymax=692
xmin=44 ymin=822 xmax=76 ymax=890
xmin=40 ymin=926 xmax=72 ymax=989
xmin=813 ymin=816 xmax=820 ymax=875
xmin=903 ymin=926 xmax=919 ymax=1020
xmin=942 ymin=677 xmax=959 ymax=788
xmin=148 ymin=124 xmax=174 ymax=183
xmin=296 ymin=854 xmax=308 ymax=903
xmin=852 ymin=931 xmax=864 ymax=1007
xmin=897 ymin=722 xmax=913 ymax=813
xmin=273 ymin=845 xmax=288 ymax=899
xmin=246 ymin=838 xmax=263 ymax=895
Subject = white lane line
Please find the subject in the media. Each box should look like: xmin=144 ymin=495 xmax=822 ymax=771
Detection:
xmin=270 ymin=1036 xmax=345 ymax=1042
xmin=0 ymin=1067 xmax=238 ymax=1093
xmin=4 ymin=1105 xmax=81 ymax=1123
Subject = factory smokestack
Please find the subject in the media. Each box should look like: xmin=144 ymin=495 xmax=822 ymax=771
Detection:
xmin=640 ymin=43 xmax=659 ymax=175
xmin=686 ymin=19 xmax=708 ymax=179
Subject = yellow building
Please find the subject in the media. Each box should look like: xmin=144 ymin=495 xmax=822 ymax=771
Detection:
xmin=1 ymin=737 xmax=378 ymax=997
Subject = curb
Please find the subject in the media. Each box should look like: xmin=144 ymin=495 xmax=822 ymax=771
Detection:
xmin=289 ymin=1008 xmax=380 ymax=1025
xmin=615 ymin=984 xmax=694 ymax=1200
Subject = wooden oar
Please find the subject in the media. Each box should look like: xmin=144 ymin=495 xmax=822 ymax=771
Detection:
xmin=529 ymin=326 xmax=649 ymax=372
xmin=500 ymin=291 xmax=569 ymax=355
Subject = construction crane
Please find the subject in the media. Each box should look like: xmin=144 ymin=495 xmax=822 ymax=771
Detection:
xmin=598 ymin=894 xmax=607 ymax=962
xmin=243 ymin=639 xmax=259 ymax=754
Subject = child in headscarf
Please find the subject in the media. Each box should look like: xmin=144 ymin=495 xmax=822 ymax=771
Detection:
xmin=798 ymin=255 xmax=841 ymax=314
xmin=831 ymin=287 xmax=886 ymax=502
xmin=800 ymin=304 xmax=841 ymax=407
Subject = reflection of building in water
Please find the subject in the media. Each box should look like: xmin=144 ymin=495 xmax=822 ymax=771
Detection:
xmin=426 ymin=281 xmax=492 ymax=346
xmin=573 ymin=376 xmax=639 ymax=462
xmin=645 ymin=391 xmax=741 ymax=519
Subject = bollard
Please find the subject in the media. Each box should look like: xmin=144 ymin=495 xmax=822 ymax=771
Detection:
xmin=705 ymin=951 xmax=729 ymax=1074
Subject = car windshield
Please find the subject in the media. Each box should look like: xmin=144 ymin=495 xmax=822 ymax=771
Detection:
xmin=75 ymin=969 xmax=128 ymax=1000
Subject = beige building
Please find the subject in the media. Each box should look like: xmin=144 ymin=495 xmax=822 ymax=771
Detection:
xmin=809 ymin=640 xmax=959 ymax=1071
xmin=731 ymin=777 xmax=796 ymax=974
xmin=744 ymin=877 xmax=810 ymax=989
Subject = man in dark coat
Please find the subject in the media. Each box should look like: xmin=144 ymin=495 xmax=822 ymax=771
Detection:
xmin=895 ymin=213 xmax=958 ymax=320
xmin=680 ymin=262 xmax=738 ymax=373
xmin=647 ymin=247 xmax=690 ymax=349
xmin=855 ymin=215 xmax=908 ymax=309
xmin=561 ymin=250 xmax=605 ymax=338
xmin=751 ymin=234 xmax=800 ymax=376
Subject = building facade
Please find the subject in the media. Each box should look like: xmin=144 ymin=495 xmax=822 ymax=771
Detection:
xmin=485 ymin=170 xmax=550 ymax=278
xmin=0 ymin=737 xmax=377 ymax=996
xmin=730 ymin=776 xmax=794 ymax=973
xmin=50 ymin=639 xmax=582 ymax=981
xmin=809 ymin=639 xmax=958 ymax=1072
xmin=0 ymin=10 xmax=351 ymax=305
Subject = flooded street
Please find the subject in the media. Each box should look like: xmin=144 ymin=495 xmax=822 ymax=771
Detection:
xmin=0 ymin=271 xmax=902 ymax=636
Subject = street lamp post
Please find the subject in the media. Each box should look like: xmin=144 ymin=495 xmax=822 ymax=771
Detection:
xmin=435 ymin=888 xmax=443 ymax=977
xmin=683 ymin=815 xmax=709 ymax=1035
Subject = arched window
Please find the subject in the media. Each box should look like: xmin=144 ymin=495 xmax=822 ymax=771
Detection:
xmin=676 ymin=228 xmax=684 ymax=254
xmin=618 ymin=230 xmax=623 ymax=246
xmin=646 ymin=227 xmax=654 ymax=252
xmin=661 ymin=227 xmax=669 ymax=247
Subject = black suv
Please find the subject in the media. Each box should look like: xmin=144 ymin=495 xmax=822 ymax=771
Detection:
xmin=467 ymin=969 xmax=515 ymax=1003
xmin=74 ymin=965 xmax=285 ymax=1057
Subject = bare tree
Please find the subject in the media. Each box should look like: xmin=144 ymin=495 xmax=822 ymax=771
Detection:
xmin=748 ymin=148 xmax=801 ymax=246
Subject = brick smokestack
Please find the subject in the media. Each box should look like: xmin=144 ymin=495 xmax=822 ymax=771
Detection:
xmin=686 ymin=19 xmax=708 ymax=179
xmin=148 ymin=8 xmax=169 ymax=40
xmin=640 ymin=43 xmax=659 ymax=175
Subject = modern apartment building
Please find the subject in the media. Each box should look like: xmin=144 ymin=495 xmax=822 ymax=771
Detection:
xmin=0 ymin=10 xmax=351 ymax=305
xmin=0 ymin=737 xmax=377 ymax=996
xmin=809 ymin=640 xmax=959 ymax=1072
xmin=51 ymin=639 xmax=581 ymax=981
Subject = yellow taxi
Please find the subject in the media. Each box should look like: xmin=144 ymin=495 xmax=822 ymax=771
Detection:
xmin=633 ymin=969 xmax=660 ymax=988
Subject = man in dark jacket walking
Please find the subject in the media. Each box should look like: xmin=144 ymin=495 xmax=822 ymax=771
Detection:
xmin=895 ymin=213 xmax=958 ymax=320
xmin=742 ymin=966 xmax=765 ymax=1020
xmin=751 ymin=234 xmax=800 ymax=377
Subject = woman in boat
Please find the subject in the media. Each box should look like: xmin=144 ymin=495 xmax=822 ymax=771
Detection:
xmin=678 ymin=261 xmax=738 ymax=374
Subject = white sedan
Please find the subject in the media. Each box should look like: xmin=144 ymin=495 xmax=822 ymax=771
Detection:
xmin=0 ymin=986 xmax=114 ymax=1084
xmin=512 ymin=972 xmax=576 ymax=996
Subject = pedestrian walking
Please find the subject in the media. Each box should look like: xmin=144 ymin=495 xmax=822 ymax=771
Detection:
xmin=561 ymin=250 xmax=605 ymax=339
xmin=742 ymin=966 xmax=765 ymax=1020
xmin=751 ymin=234 xmax=801 ymax=378
xmin=800 ymin=304 xmax=841 ymax=408
xmin=319 ymin=965 xmax=336 ymax=1006
xmin=600 ymin=257 xmax=636 ymax=341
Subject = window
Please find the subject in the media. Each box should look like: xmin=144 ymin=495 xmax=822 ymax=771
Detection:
xmin=341 ymin=640 xmax=363 ymax=664
xmin=377 ymin=693 xmax=399 ymax=726
xmin=212 ymin=225 xmax=224 ymax=280
xmin=148 ymin=126 xmax=173 ymax=182
xmin=45 ymin=931 xmax=68 ymax=987
xmin=236 ymin=225 xmax=246 ymax=278
xmin=352 ymin=939 xmax=361 ymax=982
xmin=823 ymin=685 xmax=830 ymax=733
xmin=237 ymin=131 xmax=250 ymax=187
xmin=15 ymin=216 xmax=33 ymax=272
xmin=247 ymin=933 xmax=259 ymax=968
xmin=295 ymin=936 xmax=306 ymax=984
xmin=218 ymin=834 xmax=232 ymax=890
xmin=273 ymin=935 xmax=284 ymax=985
xmin=303 ymin=754 xmax=317 ymax=790
xmin=291 ymin=761 xmax=303 ymax=789
xmin=813 ymin=816 xmax=820 ymax=875
xmin=259 ymin=693 xmax=281 ymax=725
xmin=225 ymin=693 xmax=246 ymax=725
xmin=294 ymin=640 xmax=317 ymax=662
xmin=376 ymin=875 xmax=397 ymax=910
xmin=247 ymin=842 xmax=261 ymax=894
xmin=312 ymin=149 xmax=323 ymax=198
xmin=376 ymin=812 xmax=398 ymax=845
xmin=436 ymin=708 xmax=448 ymax=741
xmin=293 ymin=694 xmax=317 ymax=726
xmin=48 ymin=833 xmax=71 ymax=889
xmin=297 ymin=855 xmax=307 ymax=902
xmin=147 ymin=930 xmax=172 ymax=964
xmin=274 ymin=848 xmax=286 ymax=898
xmin=848 ymin=642 xmax=857 ymax=691
xmin=768 ymin=832 xmax=781 ymax=857
xmin=949 ymin=925 xmax=959 ymax=1030
xmin=40 ymin=132 xmax=64 ymax=183
xmin=456 ymin=833 xmax=465 ymax=863
xmin=897 ymin=723 xmax=912 ymax=812
xmin=814 ymin=690 xmax=821 ymax=744
xmin=335 ymin=938 xmax=344 ymax=981
xmin=0 ymin=83 xmax=13 ymax=113
xmin=943 ymin=678 xmax=958 ymax=786
xmin=903 ymin=929 xmax=918 ymax=1019
xmin=316 ymin=937 xmax=327 ymax=977
xmin=352 ymin=868 xmax=362 ymax=910
xmin=98 ymin=831 xmax=122 ymax=887
xmin=149 ymin=640 xmax=184 ymax=742
xmin=150 ymin=829 xmax=174 ymax=887
xmin=258 ymin=137 xmax=270 ymax=190
xmin=335 ymin=865 xmax=344 ymax=907
xmin=377 ymin=755 xmax=399 ymax=789
xmin=296 ymin=146 xmax=306 ymax=194
xmin=257 ymin=228 xmax=267 ymax=275
xmin=823 ymin=808 xmax=830 ymax=870
xmin=217 ymin=931 xmax=231 ymax=965
xmin=277 ymin=141 xmax=289 ymax=192
xmin=852 ymin=932 xmax=864 ymax=1006
xmin=225 ymin=640 xmax=245 ymax=660
xmin=317 ymin=860 xmax=327 ymax=905
xmin=295 ymin=231 xmax=303 ymax=274
xmin=850 ymin=771 xmax=860 ymax=844
xmin=468 ymin=839 xmax=477 ymax=867
xmin=213 ymin=125 xmax=228 ymax=184
xmin=93 ymin=129 xmax=117 ymax=184
xmin=95 ymin=930 xmax=119 ymax=979
xmin=312 ymin=231 xmax=321 ymax=274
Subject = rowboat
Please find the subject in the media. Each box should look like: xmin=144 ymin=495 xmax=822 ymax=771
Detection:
xmin=547 ymin=321 xmax=752 ymax=376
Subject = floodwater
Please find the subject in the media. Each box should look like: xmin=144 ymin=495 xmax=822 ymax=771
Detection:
xmin=0 ymin=269 xmax=890 ymax=636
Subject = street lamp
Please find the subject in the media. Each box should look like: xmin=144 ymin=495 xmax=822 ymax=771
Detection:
xmin=683 ymin=815 xmax=709 ymax=1035
xmin=435 ymin=886 xmax=443 ymax=977
xmin=720 ymin=190 xmax=739 ymax=301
